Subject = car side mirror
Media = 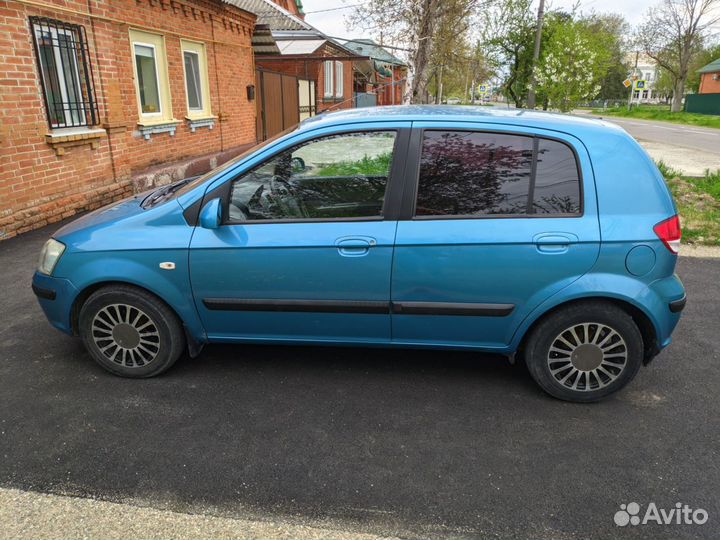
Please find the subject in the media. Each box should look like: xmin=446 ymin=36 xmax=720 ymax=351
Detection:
xmin=199 ymin=198 xmax=223 ymax=229
xmin=291 ymin=156 xmax=306 ymax=173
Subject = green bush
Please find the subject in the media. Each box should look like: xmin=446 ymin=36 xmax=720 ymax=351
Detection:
xmin=315 ymin=153 xmax=393 ymax=177
xmin=657 ymin=161 xmax=720 ymax=246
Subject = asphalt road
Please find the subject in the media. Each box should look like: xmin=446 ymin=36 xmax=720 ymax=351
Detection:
xmin=585 ymin=114 xmax=720 ymax=156
xmin=1 ymin=224 xmax=719 ymax=539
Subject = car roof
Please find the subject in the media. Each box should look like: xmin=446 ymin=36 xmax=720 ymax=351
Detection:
xmin=300 ymin=105 xmax=624 ymax=137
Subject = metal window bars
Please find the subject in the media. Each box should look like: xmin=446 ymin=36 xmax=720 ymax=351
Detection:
xmin=29 ymin=16 xmax=99 ymax=129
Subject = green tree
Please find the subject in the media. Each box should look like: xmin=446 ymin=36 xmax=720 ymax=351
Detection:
xmin=481 ymin=0 xmax=536 ymax=107
xmin=582 ymin=13 xmax=630 ymax=100
xmin=637 ymin=0 xmax=720 ymax=112
xmin=654 ymin=67 xmax=675 ymax=102
xmin=535 ymin=16 xmax=611 ymax=111
xmin=348 ymin=0 xmax=487 ymax=103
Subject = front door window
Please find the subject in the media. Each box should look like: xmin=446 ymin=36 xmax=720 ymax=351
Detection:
xmin=228 ymin=131 xmax=397 ymax=222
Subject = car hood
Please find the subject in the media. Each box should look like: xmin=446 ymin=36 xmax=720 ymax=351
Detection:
xmin=54 ymin=192 xmax=150 ymax=240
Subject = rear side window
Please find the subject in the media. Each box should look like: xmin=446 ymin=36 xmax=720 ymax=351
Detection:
xmin=532 ymin=139 xmax=582 ymax=214
xmin=415 ymin=131 xmax=581 ymax=217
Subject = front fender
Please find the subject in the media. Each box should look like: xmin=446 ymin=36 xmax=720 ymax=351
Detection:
xmin=56 ymin=251 xmax=206 ymax=343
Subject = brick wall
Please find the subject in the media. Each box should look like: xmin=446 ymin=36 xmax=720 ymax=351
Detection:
xmin=317 ymin=60 xmax=353 ymax=112
xmin=699 ymin=72 xmax=720 ymax=94
xmin=0 ymin=0 xmax=257 ymax=240
xmin=376 ymin=67 xmax=407 ymax=106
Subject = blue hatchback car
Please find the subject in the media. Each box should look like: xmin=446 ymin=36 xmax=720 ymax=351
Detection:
xmin=32 ymin=106 xmax=686 ymax=402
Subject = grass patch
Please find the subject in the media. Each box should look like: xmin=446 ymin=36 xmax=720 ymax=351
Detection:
xmin=592 ymin=105 xmax=720 ymax=129
xmin=658 ymin=161 xmax=720 ymax=246
xmin=315 ymin=153 xmax=392 ymax=177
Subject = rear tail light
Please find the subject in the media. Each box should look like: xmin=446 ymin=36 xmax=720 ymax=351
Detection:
xmin=654 ymin=215 xmax=682 ymax=254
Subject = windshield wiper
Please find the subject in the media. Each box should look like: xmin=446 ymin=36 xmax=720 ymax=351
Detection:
xmin=142 ymin=178 xmax=192 ymax=208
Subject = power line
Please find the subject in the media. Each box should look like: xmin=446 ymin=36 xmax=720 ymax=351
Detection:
xmin=303 ymin=3 xmax=362 ymax=14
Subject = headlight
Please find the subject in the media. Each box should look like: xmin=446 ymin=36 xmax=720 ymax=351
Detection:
xmin=38 ymin=238 xmax=66 ymax=276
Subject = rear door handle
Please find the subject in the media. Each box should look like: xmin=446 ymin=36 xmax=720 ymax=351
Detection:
xmin=533 ymin=233 xmax=578 ymax=253
xmin=336 ymin=236 xmax=377 ymax=257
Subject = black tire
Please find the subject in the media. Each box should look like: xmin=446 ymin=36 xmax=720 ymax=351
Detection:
xmin=78 ymin=285 xmax=185 ymax=378
xmin=524 ymin=301 xmax=643 ymax=402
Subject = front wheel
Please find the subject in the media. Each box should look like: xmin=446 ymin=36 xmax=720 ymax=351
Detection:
xmin=78 ymin=285 xmax=185 ymax=378
xmin=524 ymin=302 xmax=644 ymax=402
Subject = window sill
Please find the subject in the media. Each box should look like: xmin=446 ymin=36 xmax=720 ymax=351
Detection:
xmin=136 ymin=119 xmax=182 ymax=140
xmin=45 ymin=127 xmax=106 ymax=156
xmin=185 ymin=115 xmax=217 ymax=133
xmin=322 ymin=97 xmax=344 ymax=103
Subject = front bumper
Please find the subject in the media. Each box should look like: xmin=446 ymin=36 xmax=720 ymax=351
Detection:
xmin=31 ymin=271 xmax=79 ymax=335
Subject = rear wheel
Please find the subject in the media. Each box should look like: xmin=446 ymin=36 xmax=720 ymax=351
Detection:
xmin=524 ymin=302 xmax=643 ymax=402
xmin=78 ymin=285 xmax=185 ymax=378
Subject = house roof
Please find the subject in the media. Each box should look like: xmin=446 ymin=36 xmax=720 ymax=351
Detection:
xmin=224 ymin=1 xmax=370 ymax=59
xmin=222 ymin=0 xmax=312 ymax=31
xmin=271 ymin=31 xmax=363 ymax=58
xmin=341 ymin=39 xmax=406 ymax=66
xmin=698 ymin=58 xmax=720 ymax=74
xmin=276 ymin=39 xmax=325 ymax=55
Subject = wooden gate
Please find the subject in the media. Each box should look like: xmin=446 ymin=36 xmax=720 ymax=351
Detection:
xmin=256 ymin=69 xmax=316 ymax=142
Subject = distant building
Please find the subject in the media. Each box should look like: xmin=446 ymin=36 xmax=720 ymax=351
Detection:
xmin=685 ymin=57 xmax=720 ymax=115
xmin=697 ymin=58 xmax=720 ymax=94
xmin=341 ymin=39 xmax=408 ymax=106
xmin=626 ymin=53 xmax=659 ymax=102
xmin=235 ymin=0 xmax=367 ymax=140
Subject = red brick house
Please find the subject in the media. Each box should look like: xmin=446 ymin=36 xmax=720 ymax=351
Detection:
xmin=342 ymin=39 xmax=408 ymax=106
xmin=256 ymin=31 xmax=358 ymax=113
xmin=0 ymin=0 xmax=259 ymax=241
xmin=232 ymin=0 xmax=365 ymax=140
xmin=0 ymin=0 xmax=381 ymax=241
xmin=698 ymin=58 xmax=720 ymax=94
xmin=685 ymin=58 xmax=720 ymax=114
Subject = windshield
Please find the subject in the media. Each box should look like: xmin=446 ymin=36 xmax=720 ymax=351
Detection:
xmin=173 ymin=124 xmax=300 ymax=199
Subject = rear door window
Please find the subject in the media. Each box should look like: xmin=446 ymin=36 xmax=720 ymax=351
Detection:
xmin=415 ymin=130 xmax=581 ymax=217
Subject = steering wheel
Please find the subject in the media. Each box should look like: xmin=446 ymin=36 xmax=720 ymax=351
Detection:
xmin=269 ymin=175 xmax=293 ymax=196
xmin=268 ymin=175 xmax=309 ymax=218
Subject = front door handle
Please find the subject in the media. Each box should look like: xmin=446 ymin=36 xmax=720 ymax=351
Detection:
xmin=533 ymin=232 xmax=578 ymax=253
xmin=336 ymin=236 xmax=377 ymax=257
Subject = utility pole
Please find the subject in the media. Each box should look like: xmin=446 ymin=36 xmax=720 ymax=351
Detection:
xmin=627 ymin=51 xmax=639 ymax=111
xmin=526 ymin=0 xmax=545 ymax=109
xmin=435 ymin=64 xmax=444 ymax=104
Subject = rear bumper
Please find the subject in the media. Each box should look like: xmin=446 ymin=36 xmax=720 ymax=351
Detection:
xmin=643 ymin=274 xmax=686 ymax=359
xmin=32 ymin=271 xmax=78 ymax=335
xmin=669 ymin=295 xmax=686 ymax=313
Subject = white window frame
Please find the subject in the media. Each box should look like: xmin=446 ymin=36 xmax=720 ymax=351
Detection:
xmin=323 ymin=60 xmax=334 ymax=98
xmin=130 ymin=29 xmax=173 ymax=124
xmin=133 ymin=41 xmax=163 ymax=119
xmin=33 ymin=25 xmax=86 ymax=128
xmin=181 ymin=40 xmax=213 ymax=119
xmin=334 ymin=61 xmax=344 ymax=98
